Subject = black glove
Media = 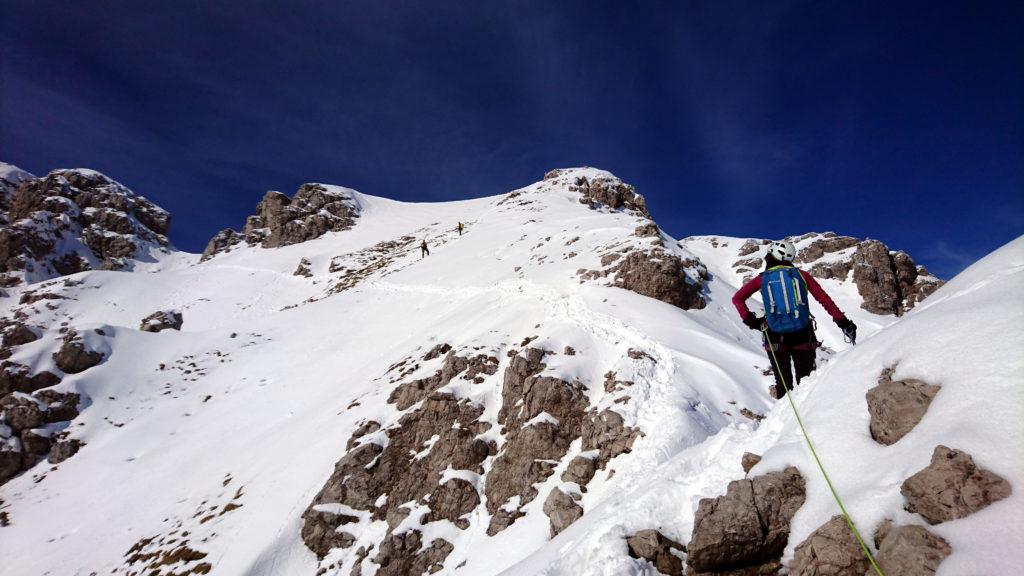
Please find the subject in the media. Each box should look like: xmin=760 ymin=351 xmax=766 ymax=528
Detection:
xmin=836 ymin=316 xmax=857 ymax=340
xmin=742 ymin=313 xmax=764 ymax=331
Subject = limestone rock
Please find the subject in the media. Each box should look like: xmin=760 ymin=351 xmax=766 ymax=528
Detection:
xmin=872 ymin=520 xmax=951 ymax=576
xmin=48 ymin=438 xmax=82 ymax=464
xmin=388 ymin=351 xmax=499 ymax=410
xmin=687 ymin=467 xmax=806 ymax=573
xmin=581 ymin=408 xmax=642 ymax=471
xmin=373 ymin=530 xmax=453 ymax=576
xmin=585 ymin=249 xmax=707 ymax=310
xmin=850 ymin=240 xmax=942 ymax=315
xmin=426 ymin=478 xmax=479 ymax=529
xmin=789 ymin=515 xmax=871 ymax=576
xmin=139 ymin=310 xmax=183 ymax=333
xmin=741 ymin=452 xmax=762 ymax=475
xmin=0 ymin=361 xmax=61 ymax=396
xmin=561 ymin=455 xmax=597 ymax=486
xmin=866 ymin=366 xmax=940 ymax=445
xmin=543 ymin=487 xmax=583 ymax=537
xmin=2 ymin=322 xmax=39 ymax=348
xmin=545 ymin=171 xmax=650 ymax=218
xmin=202 ymin=183 xmax=360 ymax=259
xmin=53 ymin=330 xmax=105 ymax=373
xmin=0 ymin=394 xmax=46 ymax=431
xmin=301 ymin=507 xmax=359 ymax=559
xmin=0 ymin=168 xmax=170 ymax=286
xmin=625 ymin=529 xmax=685 ymax=576
xmin=901 ymin=445 xmax=1011 ymax=524
xmin=36 ymin=389 xmax=80 ymax=422
xmin=485 ymin=348 xmax=589 ymax=535
xmin=0 ymin=435 xmax=22 ymax=483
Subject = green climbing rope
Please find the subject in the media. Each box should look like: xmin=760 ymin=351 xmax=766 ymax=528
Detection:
xmin=763 ymin=337 xmax=885 ymax=576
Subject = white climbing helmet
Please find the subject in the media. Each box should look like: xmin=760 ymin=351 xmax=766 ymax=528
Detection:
xmin=767 ymin=239 xmax=796 ymax=262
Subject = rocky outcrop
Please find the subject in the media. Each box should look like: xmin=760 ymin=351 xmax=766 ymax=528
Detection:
xmin=581 ymin=408 xmax=642 ymax=471
xmin=2 ymin=322 xmax=39 ymax=348
xmin=0 ymin=386 xmax=80 ymax=484
xmin=53 ymin=330 xmax=105 ymax=373
xmin=872 ymin=520 xmax=951 ymax=576
xmin=581 ymin=248 xmax=707 ymax=310
xmin=140 ymin=310 xmax=183 ymax=333
xmin=625 ymin=529 xmax=686 ymax=576
xmin=202 ymin=183 xmax=360 ymax=260
xmin=901 ymin=445 xmax=1011 ymax=524
xmin=0 ymin=362 xmax=61 ymax=396
xmin=543 ymin=487 xmax=583 ymax=537
xmin=485 ymin=348 xmax=589 ymax=535
xmin=687 ymin=467 xmax=806 ymax=574
xmin=0 ymin=168 xmax=171 ymax=285
xmin=789 ymin=515 xmax=871 ymax=576
xmin=866 ymin=366 xmax=940 ymax=445
xmin=302 ymin=393 xmax=491 ymax=571
xmin=543 ymin=170 xmax=651 ymax=218
xmin=388 ymin=350 xmax=499 ymax=410
xmin=850 ymin=240 xmax=942 ymax=315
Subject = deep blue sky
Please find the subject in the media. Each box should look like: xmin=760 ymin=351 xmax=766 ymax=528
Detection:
xmin=2 ymin=1 xmax=1021 ymax=277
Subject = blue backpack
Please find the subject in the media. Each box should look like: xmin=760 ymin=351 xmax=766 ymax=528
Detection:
xmin=760 ymin=266 xmax=810 ymax=333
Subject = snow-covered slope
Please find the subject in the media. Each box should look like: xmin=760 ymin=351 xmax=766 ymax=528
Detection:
xmin=0 ymin=165 xmax=1017 ymax=576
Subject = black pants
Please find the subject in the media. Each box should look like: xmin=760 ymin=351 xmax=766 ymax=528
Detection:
xmin=763 ymin=325 xmax=817 ymax=398
xmin=768 ymin=349 xmax=816 ymax=397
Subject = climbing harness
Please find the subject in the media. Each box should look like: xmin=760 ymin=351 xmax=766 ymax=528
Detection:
xmin=762 ymin=325 xmax=884 ymax=576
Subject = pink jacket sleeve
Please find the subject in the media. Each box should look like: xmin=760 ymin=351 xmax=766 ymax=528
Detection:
xmin=732 ymin=275 xmax=762 ymax=319
xmin=799 ymin=269 xmax=845 ymax=321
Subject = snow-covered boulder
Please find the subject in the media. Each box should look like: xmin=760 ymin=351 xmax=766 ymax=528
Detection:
xmin=139 ymin=310 xmax=183 ymax=333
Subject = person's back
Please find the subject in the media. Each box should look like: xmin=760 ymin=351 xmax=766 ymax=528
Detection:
xmin=732 ymin=240 xmax=857 ymax=398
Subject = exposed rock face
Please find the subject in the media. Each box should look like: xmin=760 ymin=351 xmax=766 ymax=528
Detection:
xmin=0 ymin=434 xmax=21 ymax=483
xmin=53 ymin=330 xmax=105 ymax=373
xmin=850 ymin=240 xmax=942 ymax=315
xmin=581 ymin=408 xmax=642 ymax=470
xmin=866 ymin=366 xmax=940 ymax=445
xmin=872 ymin=520 xmax=951 ymax=576
xmin=543 ymin=170 xmax=651 ymax=218
xmin=625 ymin=529 xmax=686 ymax=576
xmin=388 ymin=350 xmax=499 ymax=410
xmin=139 ymin=310 xmax=183 ymax=333
xmin=901 ymin=445 xmax=1011 ymax=524
xmin=0 ymin=394 xmax=46 ymax=431
xmin=543 ymin=487 xmax=583 ymax=537
xmin=561 ymin=454 xmax=597 ymax=486
xmin=48 ymin=438 xmax=82 ymax=464
xmin=202 ymin=183 xmax=360 ymax=260
xmin=0 ymin=168 xmax=171 ymax=285
xmin=302 ymin=393 xmax=490 ymax=572
xmin=485 ymin=348 xmax=589 ymax=535
xmin=687 ymin=467 xmax=806 ymax=574
xmin=0 ymin=362 xmax=61 ymax=396
xmin=789 ymin=515 xmax=871 ymax=576
xmin=581 ymin=248 xmax=707 ymax=310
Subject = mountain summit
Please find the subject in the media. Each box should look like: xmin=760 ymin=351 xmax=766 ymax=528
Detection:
xmin=0 ymin=162 xmax=1018 ymax=576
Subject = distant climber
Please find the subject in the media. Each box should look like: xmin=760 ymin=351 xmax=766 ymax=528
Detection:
xmin=732 ymin=240 xmax=857 ymax=398
xmin=420 ymin=239 xmax=430 ymax=258
xmin=457 ymin=222 xmax=464 ymax=236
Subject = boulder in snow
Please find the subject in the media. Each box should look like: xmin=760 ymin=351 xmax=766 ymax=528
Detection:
xmin=866 ymin=365 xmax=940 ymax=445
xmin=52 ymin=330 xmax=105 ymax=373
xmin=0 ymin=394 xmax=46 ymax=431
xmin=543 ymin=487 xmax=583 ymax=537
xmin=901 ymin=445 xmax=1011 ymax=524
xmin=687 ymin=466 xmax=806 ymax=574
xmin=789 ymin=515 xmax=871 ymax=576
xmin=0 ymin=361 xmax=61 ymax=396
xmin=625 ymin=529 xmax=685 ymax=575
xmin=139 ymin=310 xmax=183 ymax=333
xmin=872 ymin=519 xmax=951 ymax=576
